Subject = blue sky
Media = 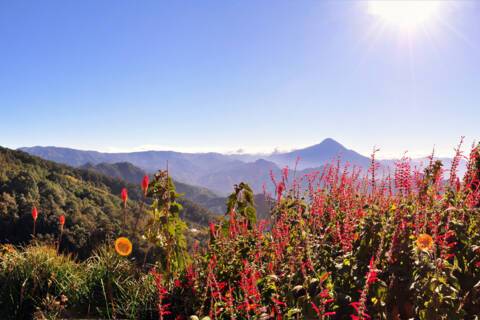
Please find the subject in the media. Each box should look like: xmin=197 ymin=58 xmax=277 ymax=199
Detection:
xmin=1 ymin=1 xmax=478 ymax=158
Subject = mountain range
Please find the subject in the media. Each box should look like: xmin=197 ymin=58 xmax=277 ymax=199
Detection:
xmin=20 ymin=138 xmax=466 ymax=195
xmin=20 ymin=138 xmax=369 ymax=194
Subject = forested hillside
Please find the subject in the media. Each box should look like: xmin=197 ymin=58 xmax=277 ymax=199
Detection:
xmin=81 ymin=161 xmax=228 ymax=214
xmin=0 ymin=147 xmax=216 ymax=258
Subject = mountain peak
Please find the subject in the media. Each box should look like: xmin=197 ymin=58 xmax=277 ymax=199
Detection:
xmin=268 ymin=138 xmax=370 ymax=169
xmin=301 ymin=138 xmax=346 ymax=154
xmin=319 ymin=138 xmax=342 ymax=147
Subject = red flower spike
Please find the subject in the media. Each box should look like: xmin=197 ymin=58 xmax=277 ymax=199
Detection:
xmin=142 ymin=175 xmax=149 ymax=196
xmin=32 ymin=207 xmax=38 ymax=221
xmin=121 ymin=188 xmax=128 ymax=207
xmin=311 ymin=302 xmax=321 ymax=316
xmin=276 ymin=181 xmax=285 ymax=202
xmin=59 ymin=215 xmax=65 ymax=226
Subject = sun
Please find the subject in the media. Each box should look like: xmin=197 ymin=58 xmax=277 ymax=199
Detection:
xmin=368 ymin=0 xmax=444 ymax=31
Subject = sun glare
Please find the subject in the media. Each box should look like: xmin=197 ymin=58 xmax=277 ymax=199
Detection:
xmin=368 ymin=0 xmax=444 ymax=31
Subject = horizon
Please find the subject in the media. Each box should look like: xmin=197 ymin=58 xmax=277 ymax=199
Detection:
xmin=16 ymin=136 xmax=474 ymax=160
xmin=1 ymin=1 xmax=479 ymax=158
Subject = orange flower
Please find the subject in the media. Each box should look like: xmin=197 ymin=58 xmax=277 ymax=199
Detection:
xmin=353 ymin=232 xmax=360 ymax=241
xmin=115 ymin=237 xmax=133 ymax=256
xmin=416 ymin=234 xmax=434 ymax=251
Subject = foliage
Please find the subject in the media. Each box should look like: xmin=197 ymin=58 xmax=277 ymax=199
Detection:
xmin=151 ymin=144 xmax=480 ymax=320
xmin=0 ymin=244 xmax=87 ymax=319
xmin=0 ymin=147 xmax=216 ymax=261
xmin=226 ymin=182 xmax=257 ymax=226
xmin=1 ymin=143 xmax=480 ymax=319
xmin=143 ymin=170 xmax=189 ymax=275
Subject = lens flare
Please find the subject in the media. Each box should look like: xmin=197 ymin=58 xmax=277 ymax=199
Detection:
xmin=368 ymin=1 xmax=444 ymax=31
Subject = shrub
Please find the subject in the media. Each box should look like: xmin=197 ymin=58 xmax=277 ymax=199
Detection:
xmin=0 ymin=244 xmax=87 ymax=319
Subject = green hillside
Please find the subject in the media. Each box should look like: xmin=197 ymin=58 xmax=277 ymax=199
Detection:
xmin=81 ymin=161 xmax=228 ymax=214
xmin=0 ymin=147 xmax=217 ymax=259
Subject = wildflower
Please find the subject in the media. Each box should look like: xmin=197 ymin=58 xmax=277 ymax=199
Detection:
xmin=209 ymin=222 xmax=217 ymax=239
xmin=366 ymin=257 xmax=378 ymax=284
xmin=32 ymin=206 xmax=38 ymax=236
xmin=276 ymin=181 xmax=285 ymax=202
xmin=416 ymin=234 xmax=434 ymax=251
xmin=142 ymin=175 xmax=149 ymax=196
xmin=311 ymin=302 xmax=321 ymax=316
xmin=271 ymin=297 xmax=286 ymax=307
xmin=115 ymin=237 xmax=133 ymax=256
xmin=320 ymin=272 xmax=330 ymax=283
xmin=353 ymin=232 xmax=360 ymax=241
xmin=32 ymin=206 xmax=38 ymax=221
xmin=174 ymin=279 xmax=182 ymax=288
xmin=57 ymin=214 xmax=66 ymax=252
xmin=59 ymin=215 xmax=65 ymax=227
xmin=150 ymin=268 xmax=170 ymax=319
xmin=121 ymin=188 xmax=128 ymax=208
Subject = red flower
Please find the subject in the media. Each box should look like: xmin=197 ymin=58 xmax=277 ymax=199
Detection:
xmin=272 ymin=297 xmax=286 ymax=307
xmin=311 ymin=302 xmax=321 ymax=316
xmin=32 ymin=207 xmax=38 ymax=221
xmin=121 ymin=188 xmax=128 ymax=207
xmin=276 ymin=181 xmax=285 ymax=202
xmin=142 ymin=175 xmax=149 ymax=196
xmin=367 ymin=257 xmax=378 ymax=284
xmin=174 ymin=279 xmax=182 ymax=288
xmin=350 ymin=302 xmax=360 ymax=313
xmin=59 ymin=215 xmax=65 ymax=226
xmin=209 ymin=222 xmax=216 ymax=238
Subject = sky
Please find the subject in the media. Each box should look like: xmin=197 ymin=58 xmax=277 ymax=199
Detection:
xmin=0 ymin=0 xmax=478 ymax=158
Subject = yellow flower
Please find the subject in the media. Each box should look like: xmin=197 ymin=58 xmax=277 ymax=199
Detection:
xmin=416 ymin=234 xmax=434 ymax=251
xmin=115 ymin=237 xmax=133 ymax=256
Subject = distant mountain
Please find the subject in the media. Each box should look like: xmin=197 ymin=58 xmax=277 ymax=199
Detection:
xmin=198 ymin=159 xmax=281 ymax=195
xmin=19 ymin=146 xmax=241 ymax=185
xmin=379 ymin=157 xmax=468 ymax=178
xmin=81 ymin=161 xmax=227 ymax=214
xmin=20 ymin=139 xmax=367 ymax=194
xmin=268 ymin=138 xmax=371 ymax=170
